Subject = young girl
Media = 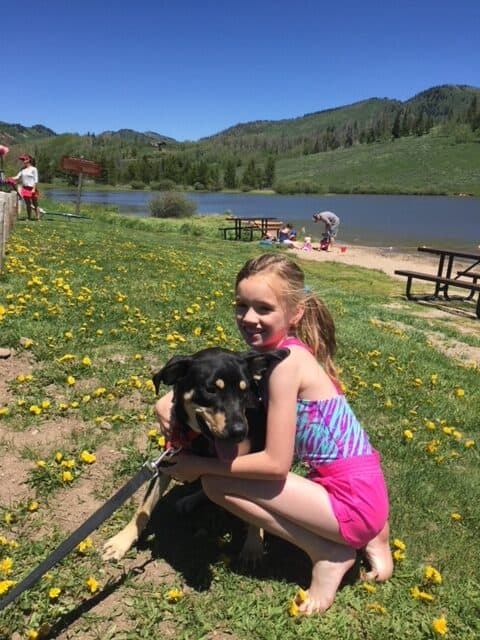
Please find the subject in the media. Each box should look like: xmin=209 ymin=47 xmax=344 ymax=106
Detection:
xmin=158 ymin=253 xmax=393 ymax=615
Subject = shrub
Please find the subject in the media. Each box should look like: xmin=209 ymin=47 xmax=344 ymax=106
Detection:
xmin=149 ymin=192 xmax=196 ymax=218
xmin=150 ymin=179 xmax=177 ymax=191
xmin=130 ymin=180 xmax=146 ymax=190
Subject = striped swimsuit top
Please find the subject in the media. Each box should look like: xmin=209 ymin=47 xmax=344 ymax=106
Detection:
xmin=279 ymin=337 xmax=373 ymax=467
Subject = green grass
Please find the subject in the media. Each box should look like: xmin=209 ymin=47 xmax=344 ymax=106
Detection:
xmin=276 ymin=131 xmax=480 ymax=196
xmin=0 ymin=209 xmax=479 ymax=639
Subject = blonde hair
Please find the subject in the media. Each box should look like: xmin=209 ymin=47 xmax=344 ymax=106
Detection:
xmin=235 ymin=253 xmax=337 ymax=379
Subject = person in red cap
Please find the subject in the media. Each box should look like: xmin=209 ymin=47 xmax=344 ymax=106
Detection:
xmin=12 ymin=155 xmax=40 ymax=220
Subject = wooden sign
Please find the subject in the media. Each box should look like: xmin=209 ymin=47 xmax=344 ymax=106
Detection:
xmin=61 ymin=156 xmax=101 ymax=177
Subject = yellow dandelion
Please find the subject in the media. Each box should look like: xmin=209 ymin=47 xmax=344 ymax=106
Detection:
xmin=62 ymin=471 xmax=74 ymax=483
xmin=166 ymin=587 xmax=184 ymax=603
xmin=77 ymin=537 xmax=94 ymax=554
xmin=288 ymin=599 xmax=299 ymax=617
xmin=362 ymin=582 xmax=377 ymax=593
xmin=4 ymin=512 xmax=13 ymax=526
xmin=424 ymin=566 xmax=442 ymax=584
xmin=36 ymin=460 xmax=46 ymax=468
xmin=464 ymin=439 xmax=475 ymax=448
xmin=366 ymin=602 xmax=387 ymax=614
xmin=425 ymin=420 xmax=436 ymax=430
xmin=393 ymin=549 xmax=406 ymax=561
xmin=26 ymin=630 xmax=39 ymax=640
xmin=28 ymin=501 xmax=39 ymax=512
xmin=0 ymin=557 xmax=13 ymax=575
xmin=384 ymin=399 xmax=393 ymax=408
xmin=410 ymin=585 xmax=434 ymax=601
xmin=82 ymin=356 xmax=92 ymax=366
xmin=0 ymin=407 xmax=9 ymax=416
xmin=403 ymin=429 xmax=414 ymax=440
xmin=86 ymin=575 xmax=100 ymax=593
xmin=29 ymin=405 xmax=42 ymax=415
xmin=80 ymin=450 xmax=96 ymax=464
xmin=148 ymin=428 xmax=158 ymax=439
xmin=455 ymin=388 xmax=465 ymax=398
xmin=0 ymin=580 xmax=16 ymax=595
xmin=48 ymin=587 xmax=61 ymax=600
xmin=451 ymin=512 xmax=462 ymax=521
xmin=295 ymin=587 xmax=308 ymax=603
xmin=432 ymin=615 xmax=448 ymax=636
xmin=54 ymin=451 xmax=63 ymax=463
xmin=66 ymin=375 xmax=76 ymax=386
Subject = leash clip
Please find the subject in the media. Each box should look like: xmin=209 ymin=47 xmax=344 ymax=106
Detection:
xmin=148 ymin=446 xmax=182 ymax=474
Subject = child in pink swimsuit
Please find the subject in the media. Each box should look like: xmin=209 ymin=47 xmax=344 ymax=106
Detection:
xmin=160 ymin=253 xmax=393 ymax=615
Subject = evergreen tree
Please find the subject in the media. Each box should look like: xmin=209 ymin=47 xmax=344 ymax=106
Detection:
xmin=224 ymin=160 xmax=237 ymax=189
xmin=392 ymin=111 xmax=401 ymax=139
xmin=263 ymin=156 xmax=275 ymax=187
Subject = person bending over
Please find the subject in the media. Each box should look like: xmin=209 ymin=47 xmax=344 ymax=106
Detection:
xmin=312 ymin=211 xmax=340 ymax=251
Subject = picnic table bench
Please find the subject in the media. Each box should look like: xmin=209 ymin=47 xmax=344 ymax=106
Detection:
xmin=219 ymin=217 xmax=282 ymax=241
xmin=395 ymin=247 xmax=480 ymax=318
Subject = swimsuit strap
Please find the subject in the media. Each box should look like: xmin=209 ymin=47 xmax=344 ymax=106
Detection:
xmin=279 ymin=336 xmax=314 ymax=354
xmin=280 ymin=336 xmax=342 ymax=394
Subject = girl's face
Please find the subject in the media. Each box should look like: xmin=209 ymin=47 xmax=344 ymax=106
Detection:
xmin=235 ymin=274 xmax=300 ymax=350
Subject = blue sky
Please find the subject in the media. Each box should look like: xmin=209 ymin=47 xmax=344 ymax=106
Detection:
xmin=3 ymin=0 xmax=479 ymax=141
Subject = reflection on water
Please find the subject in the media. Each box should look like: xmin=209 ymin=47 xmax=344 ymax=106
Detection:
xmin=45 ymin=189 xmax=480 ymax=251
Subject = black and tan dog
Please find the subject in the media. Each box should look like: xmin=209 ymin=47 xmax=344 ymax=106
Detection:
xmin=102 ymin=346 xmax=288 ymax=562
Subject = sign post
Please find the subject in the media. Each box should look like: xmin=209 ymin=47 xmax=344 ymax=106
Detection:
xmin=60 ymin=157 xmax=101 ymax=214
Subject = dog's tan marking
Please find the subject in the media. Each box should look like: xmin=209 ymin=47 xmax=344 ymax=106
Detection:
xmin=239 ymin=380 xmax=247 ymax=390
xmin=195 ymin=407 xmax=226 ymax=436
xmin=215 ymin=378 xmax=225 ymax=389
xmin=183 ymin=396 xmax=202 ymax=433
xmin=183 ymin=389 xmax=194 ymax=401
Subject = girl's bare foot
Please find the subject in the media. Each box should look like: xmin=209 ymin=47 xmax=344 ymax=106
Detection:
xmin=361 ymin=523 xmax=393 ymax=582
xmin=298 ymin=546 xmax=356 ymax=615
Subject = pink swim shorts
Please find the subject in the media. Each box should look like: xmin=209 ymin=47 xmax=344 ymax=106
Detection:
xmin=309 ymin=451 xmax=389 ymax=549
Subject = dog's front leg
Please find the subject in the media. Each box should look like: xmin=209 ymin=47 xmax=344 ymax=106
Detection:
xmin=102 ymin=473 xmax=171 ymax=561
xmin=239 ymin=525 xmax=265 ymax=565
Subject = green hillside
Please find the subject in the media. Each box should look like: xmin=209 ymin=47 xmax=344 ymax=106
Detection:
xmin=275 ymin=129 xmax=480 ymax=195
xmin=1 ymin=84 xmax=479 ymax=195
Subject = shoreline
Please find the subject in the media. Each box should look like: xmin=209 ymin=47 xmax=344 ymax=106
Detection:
xmin=287 ymin=241 xmax=454 ymax=279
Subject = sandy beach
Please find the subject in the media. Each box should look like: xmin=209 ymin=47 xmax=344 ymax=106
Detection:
xmin=287 ymin=242 xmax=446 ymax=278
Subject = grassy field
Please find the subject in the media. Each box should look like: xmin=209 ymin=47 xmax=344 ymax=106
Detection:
xmin=0 ymin=209 xmax=479 ymax=639
xmin=276 ymin=131 xmax=480 ymax=196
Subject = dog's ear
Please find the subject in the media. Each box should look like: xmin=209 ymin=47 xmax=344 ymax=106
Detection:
xmin=243 ymin=348 xmax=290 ymax=381
xmin=152 ymin=355 xmax=193 ymax=393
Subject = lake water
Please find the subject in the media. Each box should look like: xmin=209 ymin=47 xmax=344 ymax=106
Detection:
xmin=45 ymin=189 xmax=480 ymax=251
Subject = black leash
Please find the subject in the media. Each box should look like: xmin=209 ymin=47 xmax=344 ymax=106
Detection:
xmin=0 ymin=448 xmax=179 ymax=611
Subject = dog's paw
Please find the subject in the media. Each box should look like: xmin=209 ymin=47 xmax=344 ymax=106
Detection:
xmin=239 ymin=526 xmax=264 ymax=567
xmin=102 ymin=532 xmax=135 ymax=561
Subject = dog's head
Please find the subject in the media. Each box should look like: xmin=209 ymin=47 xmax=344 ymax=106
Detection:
xmin=153 ymin=347 xmax=289 ymax=459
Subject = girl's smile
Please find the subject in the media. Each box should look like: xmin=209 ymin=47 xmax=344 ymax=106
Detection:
xmin=235 ymin=274 xmax=293 ymax=350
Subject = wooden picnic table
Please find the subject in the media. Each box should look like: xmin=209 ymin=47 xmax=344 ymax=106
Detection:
xmin=395 ymin=246 xmax=480 ymax=317
xmin=219 ymin=216 xmax=280 ymax=241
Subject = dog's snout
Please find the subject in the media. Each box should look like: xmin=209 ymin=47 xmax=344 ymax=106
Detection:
xmin=230 ymin=422 xmax=248 ymax=442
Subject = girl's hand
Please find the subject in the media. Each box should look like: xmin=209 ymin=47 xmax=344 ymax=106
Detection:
xmin=160 ymin=452 xmax=204 ymax=483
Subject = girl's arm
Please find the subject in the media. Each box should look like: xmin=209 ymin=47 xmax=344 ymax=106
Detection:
xmin=154 ymin=390 xmax=174 ymax=436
